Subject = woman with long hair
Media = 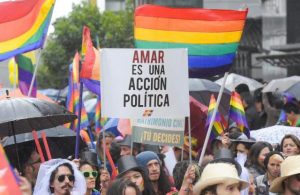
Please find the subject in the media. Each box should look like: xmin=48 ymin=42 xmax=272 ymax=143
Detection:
xmin=79 ymin=161 xmax=100 ymax=195
xmin=117 ymin=155 xmax=156 ymax=195
xmin=247 ymin=141 xmax=273 ymax=178
xmin=107 ymin=179 xmax=142 ymax=195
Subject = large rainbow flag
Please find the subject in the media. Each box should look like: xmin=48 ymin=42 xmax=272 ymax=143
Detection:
xmin=0 ymin=0 xmax=55 ymax=62
xmin=134 ymin=5 xmax=248 ymax=77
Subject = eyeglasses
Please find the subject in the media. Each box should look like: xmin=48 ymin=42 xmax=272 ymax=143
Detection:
xmin=82 ymin=171 xmax=98 ymax=178
xmin=57 ymin=174 xmax=75 ymax=183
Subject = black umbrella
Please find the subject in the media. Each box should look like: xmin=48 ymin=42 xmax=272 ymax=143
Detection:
xmin=0 ymin=96 xmax=77 ymax=168
xmin=2 ymin=126 xmax=87 ymax=167
xmin=189 ymin=78 xmax=231 ymax=116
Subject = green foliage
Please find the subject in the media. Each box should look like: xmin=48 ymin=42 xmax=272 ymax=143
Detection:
xmin=38 ymin=1 xmax=134 ymax=88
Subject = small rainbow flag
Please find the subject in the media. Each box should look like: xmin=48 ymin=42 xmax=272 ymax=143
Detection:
xmin=228 ymin=91 xmax=250 ymax=137
xmin=277 ymin=110 xmax=288 ymax=124
xmin=15 ymin=51 xmax=36 ymax=97
xmin=134 ymin=5 xmax=248 ymax=77
xmin=66 ymin=53 xmax=89 ymax=130
xmin=0 ymin=0 xmax=55 ymax=61
xmin=205 ymin=94 xmax=224 ymax=137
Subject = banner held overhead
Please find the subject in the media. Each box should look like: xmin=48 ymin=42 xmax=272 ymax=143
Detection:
xmin=101 ymin=48 xmax=190 ymax=118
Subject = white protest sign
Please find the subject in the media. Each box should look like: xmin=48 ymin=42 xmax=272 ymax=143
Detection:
xmin=101 ymin=49 xmax=189 ymax=118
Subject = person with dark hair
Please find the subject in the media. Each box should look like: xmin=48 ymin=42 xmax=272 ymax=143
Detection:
xmin=107 ymin=179 xmax=142 ymax=195
xmin=283 ymin=101 xmax=300 ymax=126
xmin=254 ymin=151 xmax=284 ymax=195
xmin=136 ymin=151 xmax=173 ymax=195
xmin=99 ymin=166 xmax=110 ymax=194
xmin=79 ymin=161 xmax=100 ymax=195
xmin=96 ymin=132 xmax=115 ymax=163
xmin=247 ymin=142 xmax=273 ymax=178
xmin=193 ymin=162 xmax=249 ymax=195
xmin=117 ymin=155 xmax=155 ymax=195
xmin=280 ymin=134 xmax=300 ymax=157
xmin=172 ymin=161 xmax=200 ymax=192
xmin=118 ymin=135 xmax=140 ymax=156
xmin=33 ymin=159 xmax=86 ymax=195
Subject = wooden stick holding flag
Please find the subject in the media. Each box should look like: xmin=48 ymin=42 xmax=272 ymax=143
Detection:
xmin=198 ymin=72 xmax=229 ymax=165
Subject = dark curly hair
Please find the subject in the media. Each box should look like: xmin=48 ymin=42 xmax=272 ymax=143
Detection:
xmin=173 ymin=160 xmax=200 ymax=190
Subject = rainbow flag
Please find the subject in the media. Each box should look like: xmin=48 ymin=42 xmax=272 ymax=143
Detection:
xmin=0 ymin=145 xmax=22 ymax=195
xmin=228 ymin=91 xmax=250 ymax=137
xmin=0 ymin=0 xmax=55 ymax=62
xmin=80 ymin=26 xmax=101 ymax=95
xmin=205 ymin=95 xmax=224 ymax=137
xmin=66 ymin=53 xmax=90 ymax=130
xmin=134 ymin=5 xmax=248 ymax=77
xmin=94 ymin=96 xmax=101 ymax=133
xmin=15 ymin=51 xmax=36 ymax=97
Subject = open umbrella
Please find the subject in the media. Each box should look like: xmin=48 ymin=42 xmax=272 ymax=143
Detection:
xmin=189 ymin=78 xmax=230 ymax=117
xmin=0 ymin=96 xmax=77 ymax=168
xmin=262 ymin=76 xmax=300 ymax=93
xmin=2 ymin=126 xmax=87 ymax=166
xmin=250 ymin=125 xmax=300 ymax=144
xmin=0 ymin=97 xmax=76 ymax=136
xmin=284 ymin=81 xmax=300 ymax=100
xmin=215 ymin=73 xmax=263 ymax=91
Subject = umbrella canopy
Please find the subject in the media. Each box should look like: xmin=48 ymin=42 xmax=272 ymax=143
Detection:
xmin=262 ymin=76 xmax=300 ymax=93
xmin=215 ymin=73 xmax=263 ymax=91
xmin=189 ymin=78 xmax=230 ymax=117
xmin=0 ymin=97 xmax=77 ymax=137
xmin=250 ymin=125 xmax=300 ymax=144
xmin=284 ymin=81 xmax=300 ymax=100
xmin=2 ymin=126 xmax=87 ymax=166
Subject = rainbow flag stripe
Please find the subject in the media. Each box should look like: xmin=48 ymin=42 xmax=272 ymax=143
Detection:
xmin=94 ymin=96 xmax=101 ymax=133
xmin=228 ymin=92 xmax=250 ymax=137
xmin=205 ymin=95 xmax=224 ymax=137
xmin=134 ymin=5 xmax=247 ymax=77
xmin=0 ymin=0 xmax=55 ymax=61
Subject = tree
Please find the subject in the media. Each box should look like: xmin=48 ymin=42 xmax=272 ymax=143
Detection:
xmin=38 ymin=1 xmax=134 ymax=88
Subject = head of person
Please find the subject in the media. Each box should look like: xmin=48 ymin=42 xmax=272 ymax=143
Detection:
xmin=79 ymin=161 xmax=98 ymax=192
xmin=117 ymin=155 xmax=155 ymax=195
xmin=263 ymin=151 xmax=284 ymax=179
xmin=283 ymin=101 xmax=300 ymax=122
xmin=118 ymin=135 xmax=140 ymax=156
xmin=235 ymin=83 xmax=250 ymax=94
xmin=20 ymin=147 xmax=41 ymax=186
xmin=33 ymin=159 xmax=86 ymax=195
xmin=270 ymin=155 xmax=300 ymax=194
xmin=107 ymin=179 xmax=142 ymax=195
xmin=99 ymin=166 xmax=111 ymax=187
xmin=50 ymin=163 xmax=75 ymax=195
xmin=97 ymin=132 xmax=115 ymax=152
xmin=173 ymin=160 xmax=200 ymax=190
xmin=248 ymin=141 xmax=273 ymax=169
xmin=232 ymin=133 xmax=256 ymax=157
xmin=136 ymin=151 xmax=173 ymax=194
xmin=280 ymin=134 xmax=300 ymax=157
xmin=193 ymin=162 xmax=249 ymax=195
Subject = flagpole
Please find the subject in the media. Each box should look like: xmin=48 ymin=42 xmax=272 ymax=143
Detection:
xmin=75 ymin=81 xmax=84 ymax=159
xmin=28 ymin=49 xmax=42 ymax=97
xmin=188 ymin=117 xmax=192 ymax=163
xmin=198 ymin=72 xmax=229 ymax=166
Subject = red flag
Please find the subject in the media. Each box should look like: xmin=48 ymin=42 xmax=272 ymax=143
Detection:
xmin=105 ymin=148 xmax=118 ymax=180
xmin=80 ymin=26 xmax=96 ymax=79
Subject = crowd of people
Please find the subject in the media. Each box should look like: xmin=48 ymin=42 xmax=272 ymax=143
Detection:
xmin=7 ymin=82 xmax=300 ymax=195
